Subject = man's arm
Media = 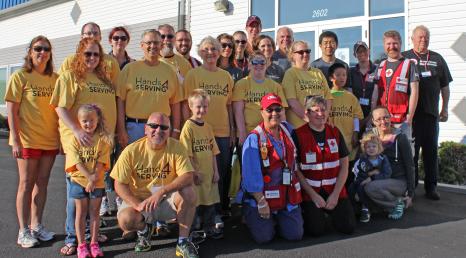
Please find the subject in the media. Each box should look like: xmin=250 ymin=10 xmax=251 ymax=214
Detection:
xmin=170 ymin=102 xmax=181 ymax=139
xmin=116 ymin=97 xmax=128 ymax=148
xmin=114 ymin=181 xmax=142 ymax=210
xmin=440 ymin=86 xmax=450 ymax=122
xmin=406 ymin=81 xmax=419 ymax=125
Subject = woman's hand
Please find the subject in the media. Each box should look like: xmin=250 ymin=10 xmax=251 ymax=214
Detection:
xmin=258 ymin=201 xmax=270 ymax=219
xmin=212 ymin=171 xmax=219 ymax=184
xmin=311 ymin=194 xmax=327 ymax=209
xmin=238 ymin=130 xmax=247 ymax=146
xmin=85 ymin=173 xmax=97 ymax=193
xmin=325 ymin=192 xmax=339 ymax=210
xmin=193 ymin=172 xmax=203 ymax=185
xmin=11 ymin=138 xmax=23 ymax=159
xmin=73 ymin=128 xmax=93 ymax=147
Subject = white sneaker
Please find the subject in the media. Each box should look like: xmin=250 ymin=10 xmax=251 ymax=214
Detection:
xmin=214 ymin=215 xmax=224 ymax=229
xmin=31 ymin=224 xmax=55 ymax=241
xmin=100 ymin=196 xmax=109 ymax=216
xmin=17 ymin=228 xmax=39 ymax=248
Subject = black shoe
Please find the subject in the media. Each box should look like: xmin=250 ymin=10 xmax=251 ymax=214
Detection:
xmin=359 ymin=209 xmax=370 ymax=223
xmin=425 ymin=190 xmax=440 ymax=200
xmin=205 ymin=227 xmax=223 ymax=240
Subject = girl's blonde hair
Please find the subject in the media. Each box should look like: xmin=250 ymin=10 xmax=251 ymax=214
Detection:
xmin=360 ymin=131 xmax=384 ymax=156
xmin=188 ymin=89 xmax=210 ymax=107
xmin=77 ymin=104 xmax=113 ymax=146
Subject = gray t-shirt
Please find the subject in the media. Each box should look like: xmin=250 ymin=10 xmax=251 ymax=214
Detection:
xmin=272 ymin=50 xmax=291 ymax=72
xmin=379 ymin=58 xmax=419 ymax=91
xmin=310 ymin=57 xmax=349 ymax=88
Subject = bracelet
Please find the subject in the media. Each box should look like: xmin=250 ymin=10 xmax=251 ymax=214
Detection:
xmin=257 ymin=201 xmax=268 ymax=209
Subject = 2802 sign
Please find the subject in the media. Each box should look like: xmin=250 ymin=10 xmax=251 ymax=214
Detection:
xmin=312 ymin=9 xmax=328 ymax=18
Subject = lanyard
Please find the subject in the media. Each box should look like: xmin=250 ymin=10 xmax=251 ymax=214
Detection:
xmin=265 ymin=129 xmax=289 ymax=169
xmin=359 ymin=71 xmax=368 ymax=98
xmin=413 ymin=49 xmax=430 ymax=71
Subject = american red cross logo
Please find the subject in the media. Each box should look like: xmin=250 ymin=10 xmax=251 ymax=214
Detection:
xmin=385 ymin=68 xmax=393 ymax=78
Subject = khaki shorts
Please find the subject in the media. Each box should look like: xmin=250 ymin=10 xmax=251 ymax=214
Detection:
xmin=118 ymin=193 xmax=177 ymax=223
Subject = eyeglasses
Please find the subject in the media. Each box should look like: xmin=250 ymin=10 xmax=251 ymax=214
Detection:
xmin=143 ymin=41 xmax=160 ymax=46
xmin=234 ymin=40 xmax=247 ymax=45
xmin=306 ymin=108 xmax=326 ymax=114
xmin=251 ymin=59 xmax=266 ymax=66
xmin=32 ymin=46 xmax=51 ymax=52
xmin=265 ymin=106 xmax=283 ymax=113
xmin=161 ymin=34 xmax=174 ymax=40
xmin=112 ymin=36 xmax=128 ymax=42
xmin=83 ymin=52 xmax=100 ymax=58
xmin=221 ymin=43 xmax=233 ymax=49
xmin=83 ymin=31 xmax=100 ymax=36
xmin=373 ymin=116 xmax=391 ymax=123
xmin=294 ymin=49 xmax=311 ymax=55
xmin=146 ymin=123 xmax=170 ymax=131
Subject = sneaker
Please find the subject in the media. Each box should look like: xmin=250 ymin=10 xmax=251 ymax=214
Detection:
xmin=176 ymin=238 xmax=199 ymax=258
xmin=205 ymin=226 xmax=223 ymax=240
xmin=134 ymin=224 xmax=153 ymax=252
xmin=189 ymin=230 xmax=206 ymax=245
xmin=360 ymin=209 xmax=371 ymax=223
xmin=17 ymin=228 xmax=39 ymax=248
xmin=77 ymin=243 xmax=90 ymax=258
xmin=155 ymin=221 xmax=171 ymax=237
xmin=31 ymin=224 xmax=55 ymax=241
xmin=388 ymin=199 xmax=405 ymax=220
xmin=89 ymin=242 xmax=104 ymax=257
xmin=99 ymin=196 xmax=109 ymax=216
xmin=214 ymin=215 xmax=224 ymax=229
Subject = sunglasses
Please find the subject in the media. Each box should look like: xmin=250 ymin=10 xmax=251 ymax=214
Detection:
xmin=251 ymin=59 xmax=266 ymax=66
xmin=83 ymin=51 xmax=100 ymax=58
xmin=112 ymin=36 xmax=128 ymax=42
xmin=32 ymin=46 xmax=51 ymax=52
xmin=294 ymin=49 xmax=311 ymax=55
xmin=306 ymin=108 xmax=326 ymax=113
xmin=161 ymin=34 xmax=174 ymax=40
xmin=146 ymin=123 xmax=170 ymax=131
xmin=235 ymin=40 xmax=247 ymax=45
xmin=143 ymin=40 xmax=160 ymax=46
xmin=265 ymin=106 xmax=283 ymax=113
xmin=221 ymin=43 xmax=233 ymax=49
xmin=83 ymin=31 xmax=100 ymax=36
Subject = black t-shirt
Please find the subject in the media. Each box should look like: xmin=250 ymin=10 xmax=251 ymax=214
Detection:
xmin=381 ymin=58 xmax=419 ymax=88
xmin=310 ymin=57 xmax=350 ymax=88
xmin=349 ymin=62 xmax=377 ymax=117
xmin=293 ymin=126 xmax=349 ymax=163
xmin=402 ymin=49 xmax=453 ymax=117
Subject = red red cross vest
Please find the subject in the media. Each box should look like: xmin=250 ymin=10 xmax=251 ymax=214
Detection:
xmin=251 ymin=122 xmax=302 ymax=211
xmin=376 ymin=58 xmax=411 ymax=123
xmin=295 ymin=123 xmax=347 ymax=201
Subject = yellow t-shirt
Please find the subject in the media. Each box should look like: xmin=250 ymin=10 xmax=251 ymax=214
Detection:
xmin=117 ymin=60 xmax=182 ymax=119
xmin=110 ymin=137 xmax=194 ymax=200
xmin=232 ymin=76 xmax=288 ymax=133
xmin=329 ymin=90 xmax=363 ymax=160
xmin=58 ymin=53 xmax=120 ymax=86
xmin=160 ymin=54 xmax=192 ymax=100
xmin=5 ymin=69 xmax=60 ymax=150
xmin=184 ymin=67 xmax=234 ymax=137
xmin=282 ymin=67 xmax=333 ymax=128
xmin=65 ymin=134 xmax=111 ymax=188
xmin=180 ymin=119 xmax=220 ymax=206
xmin=50 ymin=71 xmax=117 ymax=154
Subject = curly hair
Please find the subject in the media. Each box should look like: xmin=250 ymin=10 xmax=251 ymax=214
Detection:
xmin=71 ymin=38 xmax=113 ymax=89
xmin=77 ymin=104 xmax=114 ymax=146
xmin=23 ymin=35 xmax=54 ymax=76
xmin=360 ymin=131 xmax=384 ymax=156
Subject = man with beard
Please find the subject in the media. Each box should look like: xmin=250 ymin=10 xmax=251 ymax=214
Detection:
xmin=175 ymin=29 xmax=202 ymax=68
xmin=272 ymin=26 xmax=294 ymax=71
xmin=373 ymin=30 xmax=419 ymax=145
xmin=111 ymin=112 xmax=199 ymax=257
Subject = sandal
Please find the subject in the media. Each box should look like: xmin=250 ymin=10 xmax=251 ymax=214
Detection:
xmin=60 ymin=243 xmax=77 ymax=256
xmin=97 ymin=234 xmax=108 ymax=243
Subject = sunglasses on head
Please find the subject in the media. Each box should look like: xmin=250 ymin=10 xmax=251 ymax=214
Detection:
xmin=32 ymin=46 xmax=51 ymax=52
xmin=294 ymin=49 xmax=311 ymax=55
xmin=251 ymin=59 xmax=266 ymax=66
xmin=265 ymin=106 xmax=283 ymax=113
xmin=161 ymin=34 xmax=174 ymax=40
xmin=221 ymin=43 xmax=233 ymax=49
xmin=235 ymin=40 xmax=247 ymax=45
xmin=83 ymin=51 xmax=100 ymax=58
xmin=146 ymin=123 xmax=170 ymax=131
xmin=112 ymin=36 xmax=128 ymax=42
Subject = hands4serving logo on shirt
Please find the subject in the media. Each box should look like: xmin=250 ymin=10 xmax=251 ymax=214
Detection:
xmin=30 ymin=84 xmax=54 ymax=97
xmin=135 ymin=77 xmax=169 ymax=92
xmin=245 ymin=91 xmax=267 ymax=103
xmin=199 ymin=82 xmax=229 ymax=96
xmin=330 ymin=106 xmax=353 ymax=118
xmin=78 ymin=149 xmax=102 ymax=163
xmin=136 ymin=163 xmax=171 ymax=180
xmin=298 ymin=79 xmax=325 ymax=91
xmin=87 ymin=81 xmax=115 ymax=94
xmin=192 ymin=138 xmax=215 ymax=153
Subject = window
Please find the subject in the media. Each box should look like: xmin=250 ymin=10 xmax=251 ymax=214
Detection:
xmin=10 ymin=65 xmax=22 ymax=75
xmin=294 ymin=31 xmax=316 ymax=62
xmin=370 ymin=17 xmax=405 ymax=64
xmin=324 ymin=27 xmax=362 ymax=67
xmin=261 ymin=31 xmax=275 ymax=42
xmin=251 ymin=0 xmax=274 ymax=29
xmin=0 ymin=67 xmax=7 ymax=105
xmin=370 ymin=0 xmax=404 ymax=16
xmin=279 ymin=0 xmax=364 ymax=25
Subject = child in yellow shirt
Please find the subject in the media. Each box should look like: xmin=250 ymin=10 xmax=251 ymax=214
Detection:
xmin=65 ymin=104 xmax=112 ymax=258
xmin=180 ymin=89 xmax=222 ymax=239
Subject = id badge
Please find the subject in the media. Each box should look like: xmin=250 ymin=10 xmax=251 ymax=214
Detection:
xmin=282 ymin=168 xmax=291 ymax=185
xmin=262 ymin=158 xmax=270 ymax=168
xmin=395 ymin=84 xmax=408 ymax=93
xmin=359 ymin=98 xmax=370 ymax=106
xmin=366 ymin=74 xmax=375 ymax=83
xmin=421 ymin=71 xmax=432 ymax=78
xmin=265 ymin=190 xmax=280 ymax=199
xmin=306 ymin=152 xmax=316 ymax=163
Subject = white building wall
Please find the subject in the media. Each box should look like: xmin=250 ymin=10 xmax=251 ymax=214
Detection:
xmin=408 ymin=0 xmax=466 ymax=143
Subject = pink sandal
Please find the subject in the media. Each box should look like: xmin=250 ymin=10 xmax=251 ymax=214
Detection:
xmin=77 ymin=243 xmax=90 ymax=258
xmin=89 ymin=242 xmax=104 ymax=257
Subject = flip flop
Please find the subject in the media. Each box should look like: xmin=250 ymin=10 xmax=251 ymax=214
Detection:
xmin=60 ymin=243 xmax=76 ymax=256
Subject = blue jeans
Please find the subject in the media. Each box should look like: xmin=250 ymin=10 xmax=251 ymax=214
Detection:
xmin=65 ymin=176 xmax=76 ymax=245
xmin=215 ymin=137 xmax=232 ymax=211
xmin=126 ymin=121 xmax=146 ymax=144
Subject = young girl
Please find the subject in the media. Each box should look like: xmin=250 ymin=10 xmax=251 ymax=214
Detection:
xmin=180 ymin=89 xmax=222 ymax=239
xmin=349 ymin=132 xmax=392 ymax=223
xmin=65 ymin=104 xmax=113 ymax=258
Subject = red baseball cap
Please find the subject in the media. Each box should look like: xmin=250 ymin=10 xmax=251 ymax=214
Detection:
xmin=246 ymin=15 xmax=262 ymax=27
xmin=261 ymin=93 xmax=282 ymax=109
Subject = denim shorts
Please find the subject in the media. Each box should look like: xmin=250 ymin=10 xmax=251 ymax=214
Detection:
xmin=69 ymin=180 xmax=105 ymax=199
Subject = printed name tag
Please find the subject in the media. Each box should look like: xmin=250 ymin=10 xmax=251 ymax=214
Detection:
xmin=306 ymin=152 xmax=316 ymax=163
xmin=282 ymin=168 xmax=291 ymax=185
xmin=421 ymin=71 xmax=432 ymax=78
xmin=262 ymin=159 xmax=270 ymax=167
xmin=328 ymin=139 xmax=339 ymax=153
xmin=359 ymin=98 xmax=370 ymax=106
xmin=265 ymin=190 xmax=280 ymax=199
xmin=395 ymin=84 xmax=408 ymax=93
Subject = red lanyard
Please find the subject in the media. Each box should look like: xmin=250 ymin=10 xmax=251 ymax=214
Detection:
xmin=358 ymin=67 xmax=369 ymax=98
xmin=413 ymin=49 xmax=430 ymax=71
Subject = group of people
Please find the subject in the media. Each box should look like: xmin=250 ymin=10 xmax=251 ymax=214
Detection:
xmin=5 ymin=13 xmax=452 ymax=258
